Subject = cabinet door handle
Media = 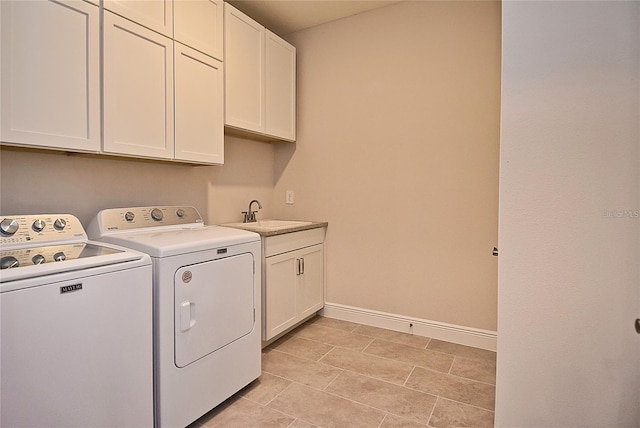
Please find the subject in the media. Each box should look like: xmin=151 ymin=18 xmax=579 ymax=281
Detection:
xmin=296 ymin=258 xmax=301 ymax=275
xmin=300 ymin=257 xmax=305 ymax=275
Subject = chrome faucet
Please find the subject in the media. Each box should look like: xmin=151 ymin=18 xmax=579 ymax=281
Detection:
xmin=242 ymin=199 xmax=262 ymax=223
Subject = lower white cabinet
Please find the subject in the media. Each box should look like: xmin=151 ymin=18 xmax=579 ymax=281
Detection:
xmin=264 ymin=229 xmax=324 ymax=341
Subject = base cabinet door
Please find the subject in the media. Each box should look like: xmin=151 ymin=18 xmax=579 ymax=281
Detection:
xmin=265 ymin=252 xmax=298 ymax=340
xmin=0 ymin=0 xmax=100 ymax=152
xmin=103 ymin=11 xmax=174 ymax=160
xmin=264 ymin=243 xmax=324 ymax=341
xmin=296 ymin=244 xmax=324 ymax=320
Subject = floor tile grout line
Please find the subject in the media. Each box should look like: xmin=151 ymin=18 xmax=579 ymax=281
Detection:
xmin=267 ymin=376 xmax=401 ymax=425
xmin=253 ymin=383 xmax=314 ymax=424
xmin=275 ymin=333 xmax=487 ymax=386
xmin=400 ymin=384 xmax=496 ymax=413
xmin=320 ymin=367 xmax=438 ymax=425
xmin=293 ymin=325 xmax=492 ymax=366
xmin=377 ymin=412 xmax=390 ymax=428
xmin=403 ymin=364 xmax=418 ymax=388
xmin=426 ymin=396 xmax=440 ymax=427
xmin=434 ymin=395 xmax=497 ymax=414
xmin=277 ymin=318 xmax=496 ymax=417
xmin=197 ymin=316 xmax=496 ymax=428
xmin=358 ymin=343 xmax=455 ymax=375
xmin=409 ymin=364 xmax=498 ymax=388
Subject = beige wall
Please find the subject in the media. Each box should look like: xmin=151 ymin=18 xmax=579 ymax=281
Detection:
xmin=274 ymin=1 xmax=501 ymax=330
xmin=0 ymin=1 xmax=500 ymax=332
xmin=0 ymin=135 xmax=276 ymax=227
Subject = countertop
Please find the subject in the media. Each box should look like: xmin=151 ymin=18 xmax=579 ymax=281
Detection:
xmin=222 ymin=220 xmax=328 ymax=237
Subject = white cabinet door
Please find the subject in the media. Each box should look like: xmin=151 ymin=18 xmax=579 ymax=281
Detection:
xmin=103 ymin=0 xmax=172 ymax=37
xmin=224 ymin=3 xmax=264 ymax=134
xmin=174 ymin=43 xmax=224 ymax=164
xmin=264 ymin=242 xmax=324 ymax=340
xmin=174 ymin=0 xmax=223 ymax=60
xmin=103 ymin=12 xmax=175 ymax=160
xmin=265 ymin=252 xmax=297 ymax=340
xmin=297 ymin=244 xmax=324 ymax=320
xmin=0 ymin=0 xmax=100 ymax=152
xmin=265 ymin=30 xmax=296 ymax=142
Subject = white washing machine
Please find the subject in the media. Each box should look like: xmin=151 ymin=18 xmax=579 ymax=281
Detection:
xmin=88 ymin=206 xmax=262 ymax=428
xmin=0 ymin=213 xmax=153 ymax=427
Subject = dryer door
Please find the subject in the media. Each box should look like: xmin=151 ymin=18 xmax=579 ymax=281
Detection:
xmin=174 ymin=253 xmax=254 ymax=368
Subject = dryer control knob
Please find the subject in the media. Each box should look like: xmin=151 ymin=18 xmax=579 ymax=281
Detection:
xmin=151 ymin=208 xmax=163 ymax=221
xmin=0 ymin=256 xmax=19 ymax=269
xmin=53 ymin=252 xmax=66 ymax=262
xmin=32 ymin=219 xmax=46 ymax=232
xmin=32 ymin=254 xmax=46 ymax=265
xmin=125 ymin=211 xmax=135 ymax=222
xmin=54 ymin=218 xmax=66 ymax=231
xmin=0 ymin=218 xmax=19 ymax=236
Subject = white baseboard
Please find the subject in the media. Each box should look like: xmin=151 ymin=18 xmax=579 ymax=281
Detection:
xmin=320 ymin=302 xmax=497 ymax=352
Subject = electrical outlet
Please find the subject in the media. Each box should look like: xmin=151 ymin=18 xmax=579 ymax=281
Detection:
xmin=285 ymin=190 xmax=294 ymax=205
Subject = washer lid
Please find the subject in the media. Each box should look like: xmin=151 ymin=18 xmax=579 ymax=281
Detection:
xmin=97 ymin=226 xmax=260 ymax=258
xmin=0 ymin=241 xmax=148 ymax=285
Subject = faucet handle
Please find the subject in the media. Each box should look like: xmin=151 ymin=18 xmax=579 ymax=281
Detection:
xmin=241 ymin=211 xmax=249 ymax=223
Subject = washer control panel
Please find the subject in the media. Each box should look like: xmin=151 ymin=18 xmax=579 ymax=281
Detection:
xmin=92 ymin=206 xmax=203 ymax=232
xmin=0 ymin=214 xmax=86 ymax=247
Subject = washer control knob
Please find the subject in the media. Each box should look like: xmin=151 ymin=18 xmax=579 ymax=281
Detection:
xmin=176 ymin=209 xmax=185 ymax=218
xmin=32 ymin=254 xmax=46 ymax=265
xmin=0 ymin=218 xmax=19 ymax=236
xmin=54 ymin=218 xmax=67 ymax=231
xmin=124 ymin=211 xmax=135 ymax=222
xmin=0 ymin=256 xmax=19 ymax=270
xmin=32 ymin=219 xmax=46 ymax=232
xmin=150 ymin=208 xmax=163 ymax=221
xmin=53 ymin=252 xmax=66 ymax=262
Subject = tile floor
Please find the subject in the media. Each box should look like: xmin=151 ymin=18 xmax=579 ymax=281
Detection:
xmin=190 ymin=316 xmax=496 ymax=428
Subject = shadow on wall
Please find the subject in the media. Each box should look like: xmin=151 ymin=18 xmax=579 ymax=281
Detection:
xmin=0 ymin=136 xmax=278 ymax=226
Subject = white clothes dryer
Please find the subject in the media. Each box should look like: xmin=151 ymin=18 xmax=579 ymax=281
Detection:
xmin=0 ymin=213 xmax=153 ymax=427
xmin=88 ymin=206 xmax=261 ymax=428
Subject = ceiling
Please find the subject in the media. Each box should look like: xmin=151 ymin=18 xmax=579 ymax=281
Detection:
xmin=226 ymin=1 xmax=401 ymax=35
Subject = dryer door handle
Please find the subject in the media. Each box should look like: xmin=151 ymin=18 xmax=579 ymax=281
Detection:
xmin=180 ymin=301 xmax=196 ymax=332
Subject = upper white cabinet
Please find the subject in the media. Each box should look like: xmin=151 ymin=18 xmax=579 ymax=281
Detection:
xmin=224 ymin=3 xmax=296 ymax=142
xmin=103 ymin=0 xmax=173 ymax=38
xmin=224 ymin=4 xmax=265 ymax=134
xmin=0 ymin=0 xmax=101 ymax=153
xmin=174 ymin=0 xmax=224 ymax=61
xmin=174 ymin=43 xmax=224 ymax=164
xmin=2 ymin=0 xmax=224 ymax=164
xmin=103 ymin=3 xmax=224 ymax=164
xmin=103 ymin=12 xmax=175 ymax=160
xmin=265 ymin=30 xmax=296 ymax=141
